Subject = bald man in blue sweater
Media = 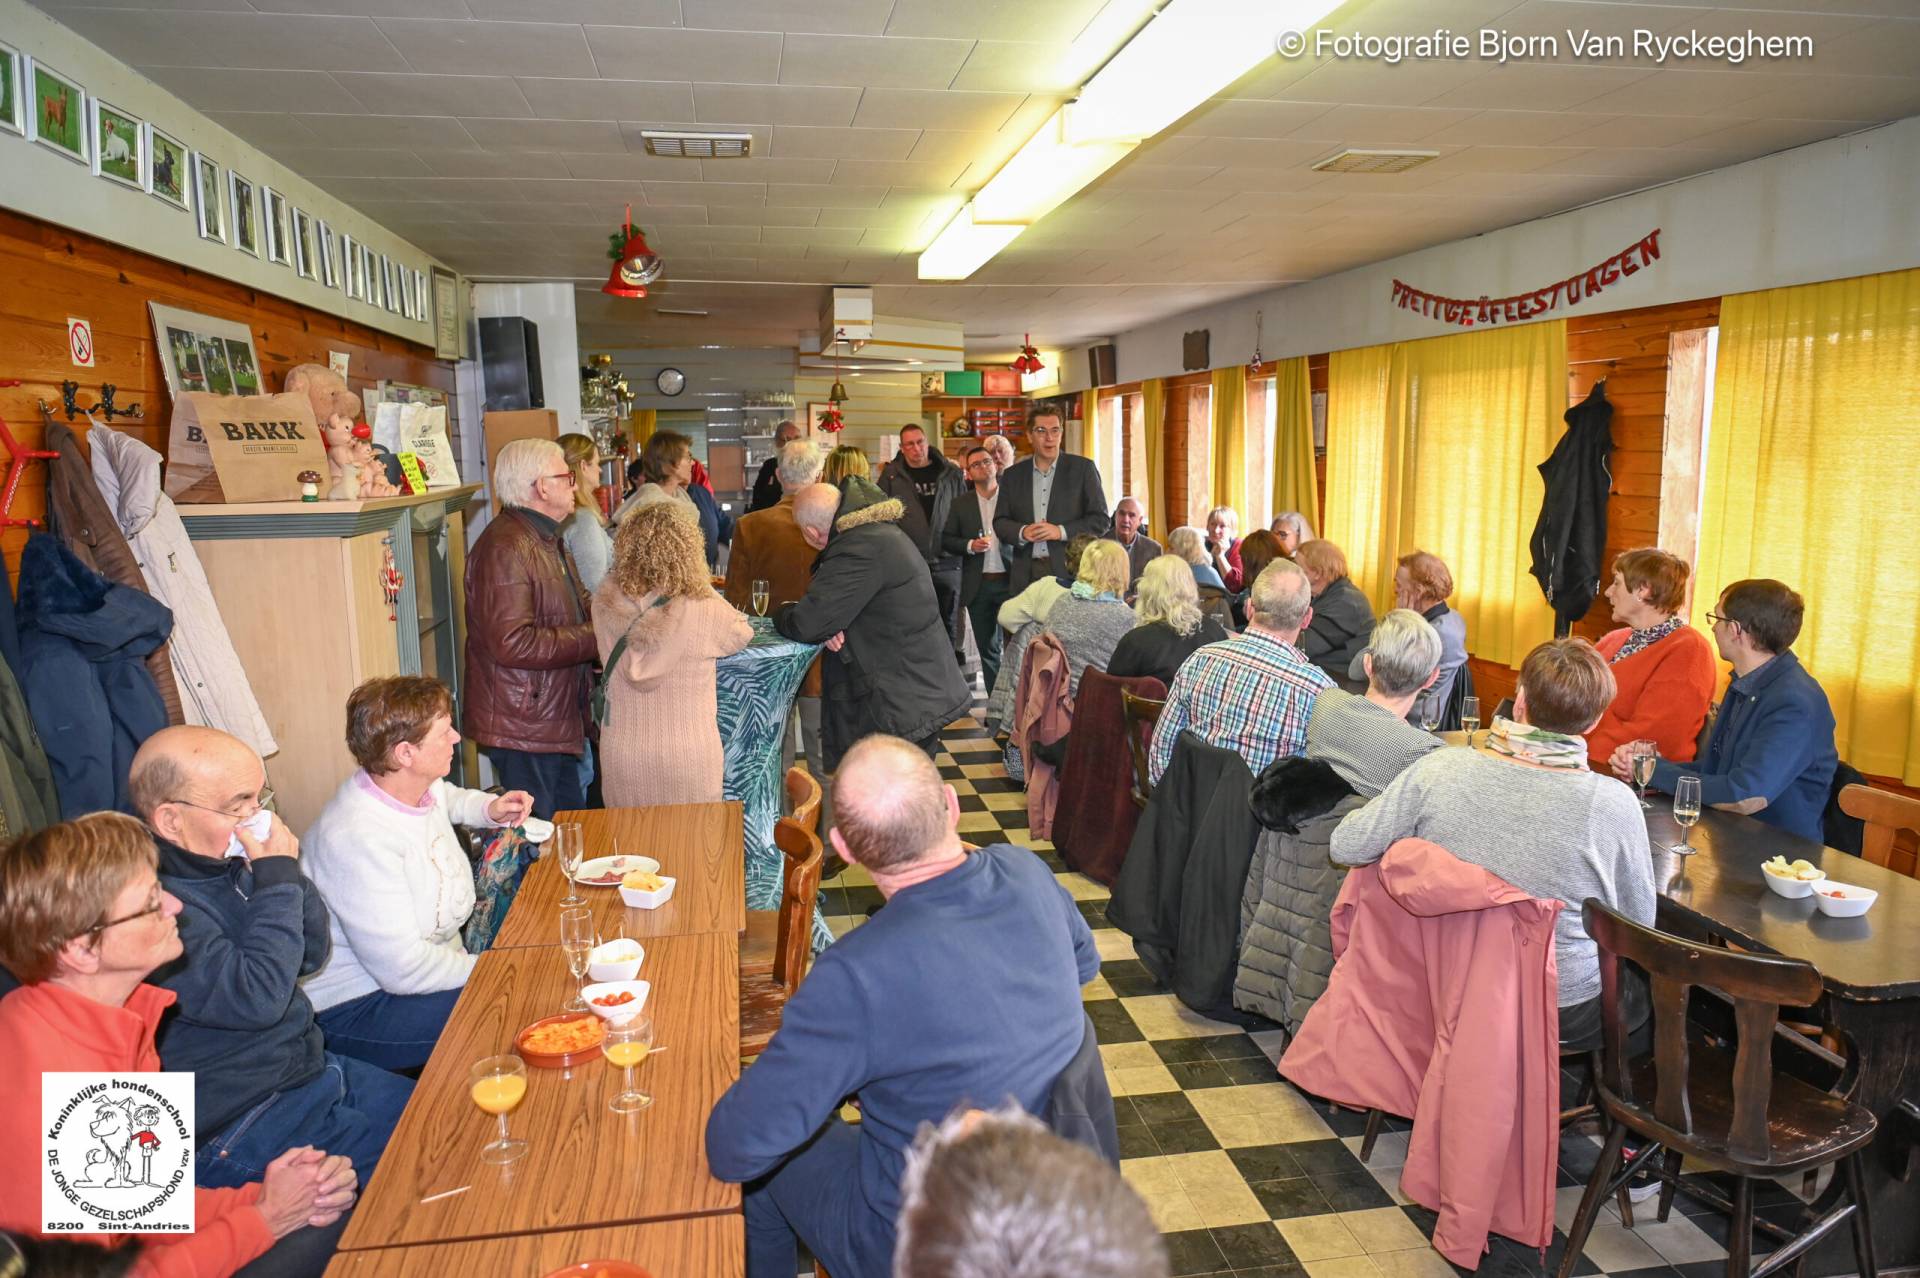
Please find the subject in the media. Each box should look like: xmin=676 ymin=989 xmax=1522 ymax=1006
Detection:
xmin=706 ymin=734 xmax=1099 ymax=1278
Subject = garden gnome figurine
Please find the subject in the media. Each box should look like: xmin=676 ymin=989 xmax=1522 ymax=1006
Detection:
xmin=284 ymin=363 xmax=366 ymax=499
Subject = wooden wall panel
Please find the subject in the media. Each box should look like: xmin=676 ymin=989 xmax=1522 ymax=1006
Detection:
xmin=0 ymin=206 xmax=451 ymax=577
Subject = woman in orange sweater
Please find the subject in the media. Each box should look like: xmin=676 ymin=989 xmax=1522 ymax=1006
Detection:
xmin=1585 ymin=548 xmax=1718 ymax=769
xmin=0 ymin=814 xmax=357 ymax=1278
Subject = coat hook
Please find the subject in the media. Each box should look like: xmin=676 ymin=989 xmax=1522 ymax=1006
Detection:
xmin=60 ymin=380 xmax=144 ymax=422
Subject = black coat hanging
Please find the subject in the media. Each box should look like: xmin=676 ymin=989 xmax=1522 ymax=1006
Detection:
xmin=1528 ymin=381 xmax=1614 ymax=635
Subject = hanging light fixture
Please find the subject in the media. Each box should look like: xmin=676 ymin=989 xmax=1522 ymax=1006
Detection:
xmin=1011 ymin=333 xmax=1045 ymax=376
xmin=602 ymin=204 xmax=664 ymax=299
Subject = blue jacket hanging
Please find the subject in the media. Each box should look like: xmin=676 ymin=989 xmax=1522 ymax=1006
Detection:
xmin=16 ymin=532 xmax=173 ymax=817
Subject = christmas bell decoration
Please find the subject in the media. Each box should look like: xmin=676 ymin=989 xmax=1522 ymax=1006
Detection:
xmin=818 ymin=406 xmax=845 ymax=433
xmin=1011 ymin=333 xmax=1044 ymax=376
xmin=602 ymin=204 xmax=664 ymax=299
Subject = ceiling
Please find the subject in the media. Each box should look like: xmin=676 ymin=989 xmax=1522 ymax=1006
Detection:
xmin=31 ymin=0 xmax=1920 ymax=361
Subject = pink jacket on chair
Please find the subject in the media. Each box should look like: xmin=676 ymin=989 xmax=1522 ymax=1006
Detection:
xmin=1010 ymin=632 xmax=1073 ymax=839
xmin=1279 ymin=838 xmax=1562 ymax=1269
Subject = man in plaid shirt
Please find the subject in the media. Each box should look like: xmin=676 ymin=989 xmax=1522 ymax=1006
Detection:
xmin=1150 ymin=558 xmax=1335 ymax=782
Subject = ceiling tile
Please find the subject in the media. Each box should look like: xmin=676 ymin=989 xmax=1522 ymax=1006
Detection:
xmin=422 ymin=150 xmax=574 ymax=178
xmin=465 ymin=0 xmax=680 ymax=21
xmin=850 ymin=88 xmax=1029 ymax=132
xmin=883 ymin=0 xmax=1108 ymax=43
xmin=585 ymin=26 xmax=782 ymax=82
xmin=1548 ymin=112 xmax=1758 ymax=148
xmin=1678 ymin=116 xmax=1883 ymax=158
xmin=701 ymin=156 xmax=838 ymax=184
xmin=1803 ymin=16 xmax=1920 ymax=78
xmin=761 ymin=225 xmax=868 ymax=245
xmin=695 ymin=84 xmax=862 ymax=127
xmin=1571 ymin=68 xmax=1777 ymax=117
xmin=1423 ymin=64 xmax=1657 ymax=112
xmin=1095 ymin=162 xmax=1226 ymax=191
xmin=514 ymin=77 xmax=694 ymax=120
xmin=205 ymin=112 xmax=323 ymax=149
xmin=135 ymin=67 xmax=356 ymax=115
xmin=461 ymin=117 xmax=627 ymax=152
xmin=560 ymin=151 xmax=704 ymax=179
xmin=682 ymin=0 xmax=895 ymax=35
xmin=1284 ymin=104 xmax=1486 ymax=145
xmin=828 ymin=159 xmax=968 ymax=187
xmin=659 ymin=225 xmax=764 ymax=243
xmin=50 ymin=9 xmax=410 ymax=71
xmin=705 ymin=206 xmax=824 ymax=226
xmin=1173 ymin=99 xmax=1337 ymax=139
xmin=1418 ymin=109 xmax=1617 ymax=147
xmin=778 ymin=34 xmax=974 ymax=89
xmin=817 ymin=204 xmax=952 ymax=229
xmin=247 ymin=0 xmax=469 ymax=14
xmin=266 ymin=147 xmax=423 ymax=177
xmin=645 ymin=180 xmax=770 ymax=205
xmin=949 ymin=41 xmax=1079 ymax=94
xmin=767 ymin=184 xmax=890 ymax=207
xmin=1276 ymin=59 xmax=1489 ymax=109
xmin=294 ymin=113 xmax=477 ymax=150
xmin=772 ymin=125 xmax=919 ymax=160
xmin=375 ymin=18 xmax=597 ymax=77
xmin=335 ymin=73 xmax=535 ymax=118
xmin=1725 ymin=75 xmax=1920 ymax=124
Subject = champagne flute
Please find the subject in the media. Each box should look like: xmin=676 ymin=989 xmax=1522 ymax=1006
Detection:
xmin=1629 ymin=740 xmax=1657 ymax=810
xmin=1460 ymin=696 xmax=1481 ymax=747
xmin=556 ymin=821 xmax=585 ymax=906
xmin=469 ymin=1054 xmax=528 ymax=1164
xmin=560 ymin=907 xmax=594 ymax=1012
xmin=603 ymin=1013 xmax=655 ymax=1114
xmin=751 ymin=579 xmax=770 ymax=618
xmin=1419 ymin=701 xmax=1440 ymax=735
xmin=1671 ymin=775 xmax=1702 ymax=855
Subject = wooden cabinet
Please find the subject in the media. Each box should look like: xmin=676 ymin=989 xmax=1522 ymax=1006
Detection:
xmin=179 ymin=486 xmax=479 ymax=835
xmin=482 ymin=408 xmax=560 ymax=511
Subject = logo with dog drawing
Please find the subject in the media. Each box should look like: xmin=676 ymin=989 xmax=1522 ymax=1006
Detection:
xmin=41 ymin=1074 xmax=195 ymax=1233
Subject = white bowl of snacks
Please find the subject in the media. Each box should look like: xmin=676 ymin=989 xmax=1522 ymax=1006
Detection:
xmin=1761 ymin=856 xmax=1825 ymax=899
xmin=580 ymin=980 xmax=650 ymax=1024
xmin=618 ymin=869 xmax=676 ymax=910
xmin=587 ymin=938 xmax=644 ymax=983
xmin=1812 ymin=881 xmax=1878 ymax=918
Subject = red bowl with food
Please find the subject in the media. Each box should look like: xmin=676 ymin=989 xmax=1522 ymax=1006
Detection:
xmin=541 ymin=1261 xmax=652 ymax=1278
xmin=514 ymin=1012 xmax=607 ymax=1068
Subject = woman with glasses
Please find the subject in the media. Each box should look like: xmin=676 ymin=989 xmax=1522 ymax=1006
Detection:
xmin=0 ymin=813 xmax=359 ymax=1278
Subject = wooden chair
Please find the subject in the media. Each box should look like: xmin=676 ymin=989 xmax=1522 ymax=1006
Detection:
xmin=1120 ymin=691 xmax=1164 ymax=810
xmin=1838 ymin=782 xmax=1920 ymax=878
xmin=785 ymin=765 xmax=823 ymax=835
xmin=1558 ymin=902 xmax=1879 ymax=1278
xmin=739 ymin=817 xmax=824 ymax=1058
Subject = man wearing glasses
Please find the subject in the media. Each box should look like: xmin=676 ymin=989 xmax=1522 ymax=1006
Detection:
xmin=992 ymin=408 xmax=1110 ymax=593
xmin=130 ymin=725 xmax=413 ymax=1193
xmin=463 ymin=437 xmax=599 ymax=817
xmin=941 ymin=445 xmax=1010 ymax=691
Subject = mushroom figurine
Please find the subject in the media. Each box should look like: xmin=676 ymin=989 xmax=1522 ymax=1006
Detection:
xmin=298 ymin=469 xmax=323 ymax=502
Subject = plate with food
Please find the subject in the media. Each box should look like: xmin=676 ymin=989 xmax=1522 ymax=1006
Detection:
xmin=1761 ymin=855 xmax=1825 ymax=899
xmin=540 ymin=1262 xmax=652 ymax=1278
xmin=515 ymin=1012 xmax=606 ymax=1067
xmin=577 ymin=855 xmax=661 ymax=887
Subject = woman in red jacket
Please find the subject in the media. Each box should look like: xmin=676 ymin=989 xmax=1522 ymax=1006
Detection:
xmin=1585 ymin=548 xmax=1717 ymax=769
xmin=0 ymin=813 xmax=356 ymax=1278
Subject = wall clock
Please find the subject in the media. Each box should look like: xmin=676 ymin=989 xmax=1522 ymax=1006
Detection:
xmin=655 ymin=367 xmax=686 ymax=396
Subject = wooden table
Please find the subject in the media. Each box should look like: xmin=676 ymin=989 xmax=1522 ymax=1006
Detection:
xmin=338 ymin=935 xmax=741 ymax=1251
xmin=324 ymin=1215 xmax=742 ymax=1276
xmin=490 ymin=803 xmax=746 ymax=948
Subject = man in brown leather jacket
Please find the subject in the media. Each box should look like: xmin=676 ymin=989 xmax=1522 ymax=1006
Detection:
xmin=463 ymin=438 xmax=598 ymax=817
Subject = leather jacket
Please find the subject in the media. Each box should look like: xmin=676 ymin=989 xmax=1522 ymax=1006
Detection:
xmin=462 ymin=506 xmax=597 ymax=754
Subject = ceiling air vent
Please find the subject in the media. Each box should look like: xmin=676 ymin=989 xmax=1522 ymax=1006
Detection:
xmin=1311 ymin=148 xmax=1438 ymax=175
xmin=640 ymin=131 xmax=753 ymax=159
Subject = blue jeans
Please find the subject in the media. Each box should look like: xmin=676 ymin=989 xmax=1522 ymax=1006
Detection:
xmin=315 ymin=987 xmax=462 ymax=1072
xmin=744 ymin=1120 xmax=893 ymax=1278
xmin=197 ymin=1052 xmax=413 ymax=1190
xmin=484 ymin=747 xmax=587 ymax=819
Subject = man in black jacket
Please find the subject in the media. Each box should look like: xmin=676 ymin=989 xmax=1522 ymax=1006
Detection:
xmin=876 ymin=424 xmax=968 ymax=665
xmin=940 ymin=445 xmax=1009 ymax=691
xmin=994 ymin=408 xmax=1110 ymax=591
xmin=748 ymin=420 xmax=801 ymax=513
xmin=774 ymin=479 xmax=972 ymax=768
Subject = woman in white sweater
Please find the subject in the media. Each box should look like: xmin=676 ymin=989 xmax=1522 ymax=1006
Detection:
xmin=301 ymin=676 xmax=534 ymax=1070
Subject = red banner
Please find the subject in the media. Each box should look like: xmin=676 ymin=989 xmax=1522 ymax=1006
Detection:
xmin=1390 ymin=229 xmax=1663 ymax=328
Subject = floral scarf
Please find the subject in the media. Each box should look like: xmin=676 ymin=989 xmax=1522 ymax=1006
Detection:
xmin=1484 ymin=716 xmax=1590 ymax=770
xmin=1069 ymin=581 xmax=1122 ymax=603
xmin=1611 ymin=614 xmax=1685 ymax=663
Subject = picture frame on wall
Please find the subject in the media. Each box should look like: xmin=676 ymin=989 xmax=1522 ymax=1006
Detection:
xmin=381 ymin=256 xmax=400 ymax=313
xmin=149 ymin=302 xmax=262 ymax=400
xmin=262 ymin=187 xmax=291 ymax=265
xmin=316 ymin=218 xmax=339 ymax=289
xmin=26 ymin=59 xmax=87 ymax=165
xmin=147 ymin=125 xmax=189 ymax=211
xmin=430 ymin=267 xmax=460 ymax=360
xmin=194 ymin=154 xmax=224 ymax=242
xmin=341 ymin=231 xmax=360 ymax=299
xmin=290 ymin=207 xmax=317 ymax=279
xmin=360 ymin=244 xmax=379 ymax=304
xmin=229 ymin=171 xmax=258 ymax=255
xmin=411 ymin=269 xmax=427 ymax=322
xmin=0 ymin=41 xmax=25 ymax=138
xmin=90 ymin=99 xmax=143 ymax=189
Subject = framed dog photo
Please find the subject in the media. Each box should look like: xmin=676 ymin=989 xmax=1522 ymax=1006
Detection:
xmin=91 ymin=99 xmax=143 ymax=189
xmin=316 ymin=219 xmax=339 ymax=289
xmin=27 ymin=59 xmax=87 ymax=164
xmin=229 ymin=171 xmax=258 ymax=255
xmin=341 ymin=231 xmax=361 ymax=299
xmin=412 ymin=269 xmax=428 ymax=324
xmin=0 ymin=41 xmax=24 ymax=137
xmin=147 ymin=125 xmax=189 ymax=211
xmin=262 ymin=187 xmax=291 ymax=265
xmin=194 ymin=154 xmax=224 ymax=242
xmin=291 ymin=206 xmax=317 ymax=279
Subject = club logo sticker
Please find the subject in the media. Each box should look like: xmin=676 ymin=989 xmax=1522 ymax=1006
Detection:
xmin=41 ymin=1074 xmax=195 ymax=1234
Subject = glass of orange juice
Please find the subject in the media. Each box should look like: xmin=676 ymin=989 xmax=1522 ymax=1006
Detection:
xmin=603 ymin=1014 xmax=654 ymax=1114
xmin=470 ymin=1054 xmax=529 ymax=1163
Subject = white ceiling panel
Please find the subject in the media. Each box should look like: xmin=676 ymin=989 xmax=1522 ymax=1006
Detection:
xmin=848 ymin=88 xmax=1030 ymax=132
xmin=778 ymin=34 xmax=974 ymax=90
xmin=949 ymin=41 xmax=1080 ymax=94
xmin=682 ymin=0 xmax=895 ymax=36
xmin=334 ymin=73 xmax=535 ymax=118
xmin=296 ymin=114 xmax=478 ymax=150
xmin=53 ymin=9 xmax=412 ymax=70
xmin=377 ymin=17 xmax=599 ymax=72
xmin=771 ymin=125 xmax=920 ymax=161
xmin=584 ymin=26 xmax=782 ymax=83
xmin=514 ymin=77 xmax=696 ymax=120
xmin=137 ymin=67 xmax=358 ymax=115
xmin=464 ymin=0 xmax=679 ymax=22
xmin=695 ymin=84 xmax=862 ymax=128
xmin=460 ymin=117 xmax=627 ymax=152
xmin=423 ymin=150 xmax=573 ymax=178
xmin=882 ymin=0 xmax=1109 ymax=43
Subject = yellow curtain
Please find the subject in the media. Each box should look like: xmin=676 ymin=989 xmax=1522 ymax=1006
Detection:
xmin=1078 ymin=388 xmax=1099 ymax=460
xmin=1209 ymin=366 xmax=1247 ymax=518
xmin=1270 ymin=355 xmax=1316 ymax=537
xmin=629 ymin=408 xmax=656 ymax=446
xmin=1695 ymin=267 xmax=1920 ymax=782
xmin=1322 ymin=322 xmax=1564 ymax=667
xmin=1140 ymin=378 xmax=1167 ymax=541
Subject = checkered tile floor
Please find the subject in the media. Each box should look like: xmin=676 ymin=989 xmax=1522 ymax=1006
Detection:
xmin=810 ymin=686 xmax=1818 ymax=1278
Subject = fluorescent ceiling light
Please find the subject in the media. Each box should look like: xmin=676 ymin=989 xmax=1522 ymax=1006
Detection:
xmin=972 ymin=108 xmax=1137 ymax=225
xmin=918 ymin=204 xmax=1026 ymax=280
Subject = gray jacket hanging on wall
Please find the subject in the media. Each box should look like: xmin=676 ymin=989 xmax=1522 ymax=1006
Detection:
xmin=1528 ymin=382 xmax=1614 ymax=633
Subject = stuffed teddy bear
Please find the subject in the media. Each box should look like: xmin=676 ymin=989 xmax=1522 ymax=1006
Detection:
xmin=283 ymin=363 xmax=397 ymax=499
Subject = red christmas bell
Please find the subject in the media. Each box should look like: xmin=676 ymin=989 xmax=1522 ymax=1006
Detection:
xmin=602 ymin=205 xmax=664 ymax=300
xmin=1011 ymin=333 xmax=1044 ymax=376
xmin=818 ymin=406 xmax=845 ymax=433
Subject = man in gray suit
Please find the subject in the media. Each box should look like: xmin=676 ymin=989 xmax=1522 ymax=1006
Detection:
xmin=992 ymin=408 xmax=1110 ymax=591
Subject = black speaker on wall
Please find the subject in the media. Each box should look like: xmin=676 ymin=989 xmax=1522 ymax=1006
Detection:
xmin=479 ymin=316 xmax=545 ymax=411
xmin=1088 ymin=343 xmax=1117 ymax=387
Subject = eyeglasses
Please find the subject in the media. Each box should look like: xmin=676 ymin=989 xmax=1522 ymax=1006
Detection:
xmin=540 ymin=473 xmax=577 ymax=486
xmin=1705 ymin=611 xmax=1735 ymax=628
xmin=72 ymin=886 xmax=166 ymax=943
xmin=168 ymin=786 xmax=274 ymax=820
xmin=1031 ymin=426 xmax=1063 ymax=437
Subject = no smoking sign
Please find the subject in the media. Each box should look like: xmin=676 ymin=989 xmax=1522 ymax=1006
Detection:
xmin=68 ymin=317 xmax=95 ymax=368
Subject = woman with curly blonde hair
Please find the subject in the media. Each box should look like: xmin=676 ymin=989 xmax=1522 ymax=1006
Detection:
xmin=592 ymin=502 xmax=754 ymax=806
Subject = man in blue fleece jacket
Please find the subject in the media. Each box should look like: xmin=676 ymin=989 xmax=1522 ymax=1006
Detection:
xmin=131 ymin=726 xmax=413 ymax=1190
xmin=705 ymin=734 xmax=1098 ymax=1278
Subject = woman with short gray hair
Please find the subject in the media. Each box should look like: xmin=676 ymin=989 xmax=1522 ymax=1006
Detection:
xmin=1306 ymin=608 xmax=1445 ymax=797
xmin=1270 ymin=510 xmax=1315 ymax=556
